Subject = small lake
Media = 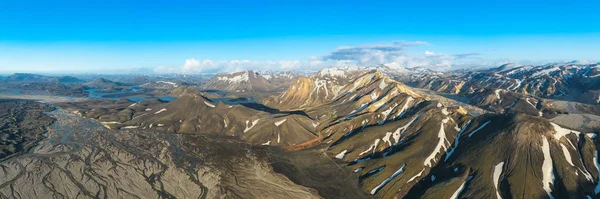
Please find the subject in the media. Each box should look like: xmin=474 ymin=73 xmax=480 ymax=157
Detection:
xmin=210 ymin=97 xmax=255 ymax=104
xmin=200 ymin=89 xmax=228 ymax=96
xmin=85 ymin=87 xmax=143 ymax=99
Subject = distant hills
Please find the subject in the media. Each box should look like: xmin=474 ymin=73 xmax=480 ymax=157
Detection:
xmin=1 ymin=73 xmax=84 ymax=84
xmin=408 ymin=62 xmax=600 ymax=105
xmin=83 ymin=78 xmax=130 ymax=88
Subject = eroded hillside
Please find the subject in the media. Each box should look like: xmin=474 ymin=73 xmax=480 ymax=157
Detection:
xmin=3 ymin=67 xmax=600 ymax=199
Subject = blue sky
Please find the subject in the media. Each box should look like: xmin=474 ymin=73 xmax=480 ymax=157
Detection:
xmin=0 ymin=0 xmax=599 ymax=74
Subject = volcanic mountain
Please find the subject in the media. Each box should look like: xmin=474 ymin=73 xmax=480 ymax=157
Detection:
xmin=262 ymin=67 xmax=392 ymax=109
xmin=201 ymin=70 xmax=277 ymax=92
xmin=409 ymin=62 xmax=600 ymax=105
xmin=266 ymin=68 xmax=600 ymax=199
xmin=258 ymin=71 xmax=305 ymax=88
xmin=101 ymin=88 xmax=319 ymax=146
xmin=400 ymin=113 xmax=599 ymax=199
xmin=404 ymin=62 xmax=600 ymax=132
xmin=181 ymin=68 xmax=600 ymax=198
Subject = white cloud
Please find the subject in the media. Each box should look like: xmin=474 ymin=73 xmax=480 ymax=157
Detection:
xmin=154 ymin=40 xmax=494 ymax=74
xmin=317 ymin=41 xmax=484 ymax=71
xmin=154 ymin=59 xmax=316 ymax=74
xmin=316 ymin=41 xmax=489 ymax=71
xmin=319 ymin=41 xmax=429 ymax=66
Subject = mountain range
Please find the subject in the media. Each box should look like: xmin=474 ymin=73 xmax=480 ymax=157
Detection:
xmin=1 ymin=62 xmax=600 ymax=198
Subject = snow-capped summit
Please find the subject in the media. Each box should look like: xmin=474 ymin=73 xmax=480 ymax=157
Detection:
xmin=316 ymin=67 xmax=362 ymax=78
xmin=409 ymin=62 xmax=600 ymax=104
xmin=201 ymin=70 xmax=276 ymax=92
xmin=567 ymin=60 xmax=592 ymax=65
xmin=257 ymin=71 xmax=305 ymax=88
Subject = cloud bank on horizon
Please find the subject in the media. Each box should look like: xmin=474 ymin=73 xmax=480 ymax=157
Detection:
xmin=153 ymin=40 xmax=505 ymax=74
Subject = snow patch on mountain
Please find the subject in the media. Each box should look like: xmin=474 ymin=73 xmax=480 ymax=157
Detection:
xmin=382 ymin=132 xmax=393 ymax=146
xmin=335 ymin=150 xmax=348 ymax=159
xmin=370 ymin=164 xmax=406 ymax=195
xmin=468 ymin=121 xmax=491 ymax=137
xmin=318 ymin=67 xmax=360 ymax=78
xmin=424 ymin=117 xmax=450 ymax=167
xmin=541 ymin=138 xmax=555 ymax=199
xmin=526 ymin=98 xmax=538 ymax=110
xmin=156 ymin=81 xmax=179 ymax=87
xmin=392 ymin=114 xmax=422 ymax=144
xmin=244 ymin=119 xmax=260 ymax=133
xmin=217 ymin=72 xmax=250 ymax=83
xmin=445 ymin=120 xmax=471 ymax=161
xmin=359 ymin=139 xmax=381 ymax=157
xmin=274 ymin=118 xmax=287 ymax=127
xmin=406 ymin=168 xmax=425 ymax=183
xmin=560 ymin=144 xmax=574 ymax=166
xmin=203 ymin=101 xmax=216 ymax=108
xmin=450 ymin=175 xmax=473 ymax=199
xmin=396 ymin=97 xmax=414 ymax=118
xmin=551 ymin=122 xmax=581 ymax=140
xmin=155 ymin=108 xmax=167 ymax=114
xmin=277 ymin=132 xmax=281 ymax=143
xmin=441 ymin=108 xmax=450 ymax=115
xmin=494 ymin=162 xmax=505 ymax=199
xmin=532 ymin=67 xmax=560 ymax=78
xmin=380 ymin=103 xmax=399 ymax=124
xmin=379 ymin=79 xmax=388 ymax=90
xmin=495 ymin=89 xmax=502 ymax=100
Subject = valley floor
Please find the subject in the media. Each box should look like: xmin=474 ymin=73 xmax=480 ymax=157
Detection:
xmin=0 ymin=101 xmax=364 ymax=199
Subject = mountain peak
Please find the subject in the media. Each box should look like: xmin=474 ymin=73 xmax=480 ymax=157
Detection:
xmin=316 ymin=67 xmax=362 ymax=78
xmin=201 ymin=70 xmax=276 ymax=92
